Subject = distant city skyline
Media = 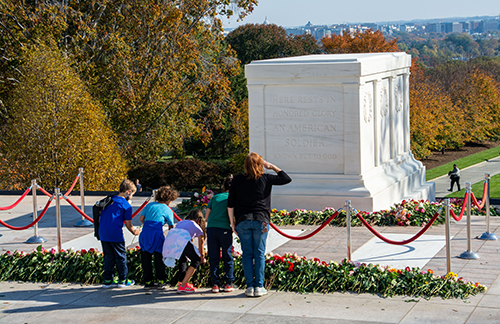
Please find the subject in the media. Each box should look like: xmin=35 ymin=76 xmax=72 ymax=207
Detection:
xmin=222 ymin=0 xmax=500 ymax=28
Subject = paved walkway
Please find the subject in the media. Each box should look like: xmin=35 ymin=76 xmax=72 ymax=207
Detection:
xmin=0 ymin=215 xmax=499 ymax=323
xmin=2 ymin=157 xmax=500 ymax=323
xmin=432 ymin=155 xmax=500 ymax=198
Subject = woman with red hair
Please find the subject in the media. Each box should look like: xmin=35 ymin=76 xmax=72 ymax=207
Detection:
xmin=227 ymin=152 xmax=291 ymax=297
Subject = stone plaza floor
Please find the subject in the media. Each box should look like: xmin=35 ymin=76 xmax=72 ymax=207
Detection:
xmin=1 ymin=191 xmax=500 ymax=323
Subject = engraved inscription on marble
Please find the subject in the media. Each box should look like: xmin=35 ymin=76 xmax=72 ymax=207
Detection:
xmin=273 ymin=123 xmax=336 ymax=133
xmin=274 ymin=153 xmax=338 ymax=160
xmin=265 ymin=87 xmax=344 ymax=173
xmin=272 ymin=96 xmax=336 ymax=105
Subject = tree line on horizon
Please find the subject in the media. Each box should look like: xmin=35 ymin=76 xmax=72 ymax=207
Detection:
xmin=395 ymin=31 xmax=499 ymax=67
xmin=0 ymin=1 xmax=499 ymax=190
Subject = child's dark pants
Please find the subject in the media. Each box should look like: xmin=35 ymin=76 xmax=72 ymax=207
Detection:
xmin=178 ymin=242 xmax=201 ymax=282
xmin=141 ymin=250 xmax=167 ymax=283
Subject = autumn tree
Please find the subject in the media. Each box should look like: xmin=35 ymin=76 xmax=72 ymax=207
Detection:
xmin=321 ymin=29 xmax=399 ymax=54
xmin=225 ymin=23 xmax=321 ymax=66
xmin=0 ymin=0 xmax=257 ymax=166
xmin=409 ymin=59 xmax=464 ymax=159
xmin=427 ymin=61 xmax=500 ymax=143
xmin=0 ymin=39 xmax=127 ymax=190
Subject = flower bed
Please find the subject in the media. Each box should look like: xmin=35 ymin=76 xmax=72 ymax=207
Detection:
xmin=0 ymin=246 xmax=485 ymax=299
xmin=270 ymin=199 xmax=498 ymax=227
xmin=178 ymin=194 xmax=497 ymax=226
xmin=176 ymin=187 xmax=214 ymax=215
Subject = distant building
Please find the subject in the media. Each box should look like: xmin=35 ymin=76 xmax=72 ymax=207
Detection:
xmin=426 ymin=23 xmax=444 ymax=33
xmin=399 ymin=24 xmax=416 ymax=32
xmin=286 ymin=28 xmax=306 ymax=36
xmin=363 ymin=23 xmax=378 ymax=30
xmin=257 ymin=15 xmax=498 ymax=40
xmin=444 ymin=22 xmax=463 ymax=33
xmin=483 ymin=20 xmax=499 ymax=31
xmin=461 ymin=21 xmax=471 ymax=33
xmin=470 ymin=21 xmax=482 ymax=33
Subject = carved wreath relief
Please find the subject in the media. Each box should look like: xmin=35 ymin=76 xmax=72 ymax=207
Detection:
xmin=379 ymin=86 xmax=389 ymax=117
xmin=363 ymin=91 xmax=373 ymax=123
xmin=394 ymin=83 xmax=403 ymax=113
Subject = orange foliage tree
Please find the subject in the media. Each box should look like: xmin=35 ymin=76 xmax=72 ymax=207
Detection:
xmin=409 ymin=59 xmax=463 ymax=159
xmin=410 ymin=59 xmax=500 ymax=160
xmin=427 ymin=63 xmax=500 ymax=144
xmin=320 ymin=29 xmax=399 ymax=54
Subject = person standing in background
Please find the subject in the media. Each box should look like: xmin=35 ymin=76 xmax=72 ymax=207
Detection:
xmin=448 ymin=164 xmax=461 ymax=192
xmin=135 ymin=179 xmax=142 ymax=192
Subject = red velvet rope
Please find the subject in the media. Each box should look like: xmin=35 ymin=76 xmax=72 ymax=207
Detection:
xmin=64 ymin=197 xmax=94 ymax=223
xmin=37 ymin=176 xmax=79 ymax=199
xmin=450 ymin=192 xmax=468 ymax=221
xmin=132 ymin=197 xmax=151 ymax=218
xmin=38 ymin=186 xmax=53 ymax=198
xmin=269 ymin=210 xmax=340 ymax=240
xmin=471 ymin=181 xmax=488 ymax=210
xmin=63 ymin=174 xmax=80 ymax=197
xmin=0 ymin=187 xmax=32 ymax=211
xmin=0 ymin=196 xmax=54 ymax=230
xmin=168 ymin=206 xmax=182 ymax=221
xmin=356 ymin=209 xmax=441 ymax=245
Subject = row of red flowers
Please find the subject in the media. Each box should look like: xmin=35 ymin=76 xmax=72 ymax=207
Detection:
xmin=0 ymin=247 xmax=486 ymax=299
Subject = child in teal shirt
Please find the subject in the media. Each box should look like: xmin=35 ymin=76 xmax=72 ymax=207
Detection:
xmin=139 ymin=186 xmax=178 ymax=289
xmin=205 ymin=175 xmax=235 ymax=293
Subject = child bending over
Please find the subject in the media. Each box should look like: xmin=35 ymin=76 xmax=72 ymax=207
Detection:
xmin=162 ymin=209 xmax=206 ymax=293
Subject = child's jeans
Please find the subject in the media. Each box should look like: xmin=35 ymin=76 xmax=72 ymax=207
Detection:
xmin=101 ymin=241 xmax=127 ymax=281
xmin=207 ymin=227 xmax=235 ymax=286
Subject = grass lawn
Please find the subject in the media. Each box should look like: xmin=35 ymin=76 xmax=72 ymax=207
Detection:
xmin=156 ymin=155 xmax=194 ymax=163
xmin=425 ymin=146 xmax=500 ymax=181
xmin=445 ymin=173 xmax=500 ymax=199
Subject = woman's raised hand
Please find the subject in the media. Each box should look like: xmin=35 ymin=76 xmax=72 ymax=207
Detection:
xmin=263 ymin=161 xmax=273 ymax=169
xmin=263 ymin=161 xmax=281 ymax=173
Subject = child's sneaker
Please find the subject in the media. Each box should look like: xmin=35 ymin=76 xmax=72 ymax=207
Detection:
xmin=117 ymin=279 xmax=135 ymax=288
xmin=157 ymin=280 xmax=167 ymax=290
xmin=212 ymin=285 xmax=219 ymax=293
xmin=223 ymin=284 xmax=234 ymax=292
xmin=178 ymin=283 xmax=196 ymax=293
xmin=144 ymin=281 xmax=157 ymax=290
xmin=102 ymin=279 xmax=118 ymax=288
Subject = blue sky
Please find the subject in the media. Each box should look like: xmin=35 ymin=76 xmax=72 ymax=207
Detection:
xmin=222 ymin=0 xmax=500 ymax=28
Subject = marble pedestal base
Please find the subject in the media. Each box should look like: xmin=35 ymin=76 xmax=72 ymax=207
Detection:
xmin=271 ymin=152 xmax=435 ymax=212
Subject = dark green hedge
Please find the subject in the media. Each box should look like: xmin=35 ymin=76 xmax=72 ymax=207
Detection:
xmin=128 ymin=158 xmax=241 ymax=192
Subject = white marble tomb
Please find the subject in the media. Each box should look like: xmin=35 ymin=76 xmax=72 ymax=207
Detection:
xmin=245 ymin=53 xmax=435 ymax=212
